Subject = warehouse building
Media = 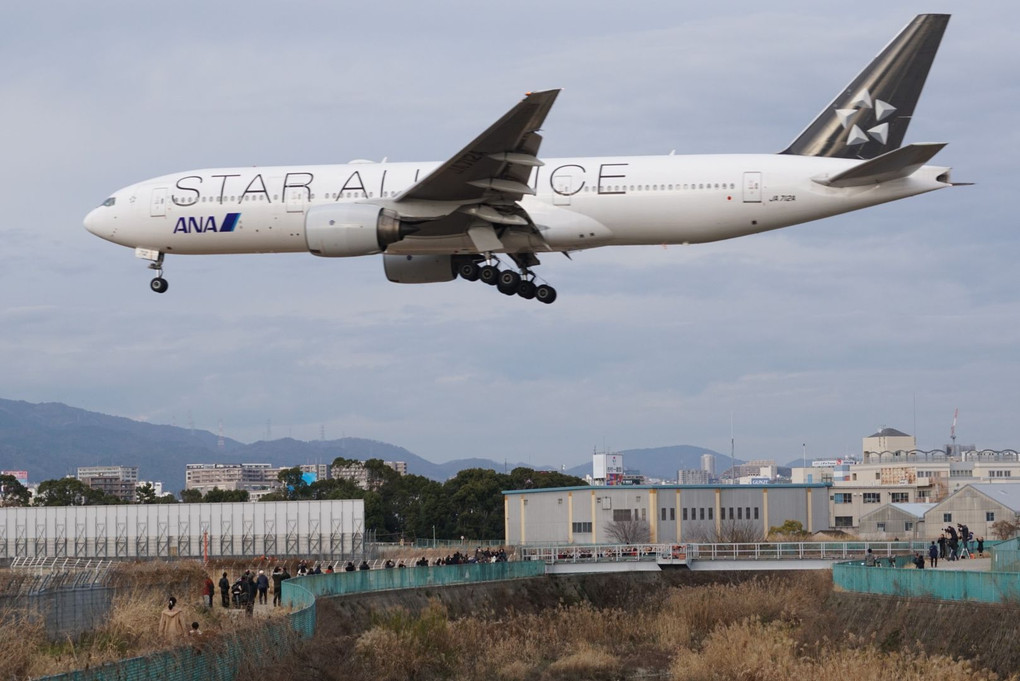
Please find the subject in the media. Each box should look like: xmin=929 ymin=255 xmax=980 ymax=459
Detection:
xmin=924 ymin=483 xmax=1020 ymax=540
xmin=857 ymin=503 xmax=934 ymax=540
xmin=0 ymin=499 xmax=364 ymax=560
xmin=503 ymin=484 xmax=830 ymax=545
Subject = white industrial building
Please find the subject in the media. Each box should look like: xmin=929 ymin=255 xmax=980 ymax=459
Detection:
xmin=504 ymin=484 xmax=830 ymax=545
xmin=0 ymin=500 xmax=364 ymax=560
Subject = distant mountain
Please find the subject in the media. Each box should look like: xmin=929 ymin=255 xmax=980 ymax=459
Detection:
xmin=0 ymin=399 xmax=531 ymax=491
xmin=0 ymin=398 xmax=733 ymax=493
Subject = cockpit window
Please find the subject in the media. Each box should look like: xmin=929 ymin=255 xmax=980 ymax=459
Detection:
xmin=102 ymin=197 xmax=116 ymax=207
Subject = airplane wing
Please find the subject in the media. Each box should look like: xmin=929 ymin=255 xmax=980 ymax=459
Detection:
xmin=393 ymin=90 xmax=559 ymax=253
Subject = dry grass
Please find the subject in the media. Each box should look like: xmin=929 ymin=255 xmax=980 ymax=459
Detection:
xmin=0 ymin=609 xmax=47 ymax=680
xmin=669 ymin=617 xmax=1003 ymax=681
xmin=331 ymin=572 xmax=1013 ymax=681
xmin=0 ymin=560 xmax=291 ymax=680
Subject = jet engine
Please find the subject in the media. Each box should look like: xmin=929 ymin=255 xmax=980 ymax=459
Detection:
xmin=383 ymin=254 xmax=456 ymax=284
xmin=305 ymin=203 xmax=409 ymax=257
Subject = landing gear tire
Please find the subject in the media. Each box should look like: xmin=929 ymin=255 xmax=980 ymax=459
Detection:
xmin=517 ymin=281 xmax=537 ymax=300
xmin=497 ymin=270 xmax=521 ymax=295
xmin=457 ymin=262 xmax=480 ymax=281
xmin=535 ymin=284 xmax=557 ymax=304
xmin=150 ymin=277 xmax=169 ymax=294
xmin=479 ymin=265 xmax=499 ymax=286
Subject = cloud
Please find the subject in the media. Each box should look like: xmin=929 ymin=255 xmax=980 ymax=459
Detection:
xmin=1 ymin=1 xmax=1017 ymax=476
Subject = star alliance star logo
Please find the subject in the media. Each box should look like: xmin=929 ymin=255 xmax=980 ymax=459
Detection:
xmin=835 ymin=88 xmax=896 ymax=147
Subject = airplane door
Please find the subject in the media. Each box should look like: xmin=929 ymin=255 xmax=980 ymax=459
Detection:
xmin=551 ymin=165 xmax=584 ymax=206
xmin=150 ymin=187 xmax=167 ymax=217
xmin=285 ymin=187 xmax=307 ymax=213
xmin=742 ymin=172 xmax=762 ymax=203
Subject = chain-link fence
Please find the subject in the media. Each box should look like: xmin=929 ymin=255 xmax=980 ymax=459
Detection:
xmin=0 ymin=559 xmax=116 ymax=640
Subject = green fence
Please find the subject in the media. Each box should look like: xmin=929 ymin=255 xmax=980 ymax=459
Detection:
xmin=34 ymin=562 xmax=544 ymax=681
xmin=282 ymin=561 xmax=545 ymax=603
xmin=991 ymin=538 xmax=1020 ymax=572
xmin=833 ymin=561 xmax=1020 ymax=603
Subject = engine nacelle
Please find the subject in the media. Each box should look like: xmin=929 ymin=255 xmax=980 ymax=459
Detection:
xmin=383 ymin=254 xmax=456 ymax=284
xmin=305 ymin=203 xmax=404 ymax=257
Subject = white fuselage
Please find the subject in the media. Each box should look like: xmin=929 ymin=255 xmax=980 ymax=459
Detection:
xmin=83 ymin=153 xmax=951 ymax=258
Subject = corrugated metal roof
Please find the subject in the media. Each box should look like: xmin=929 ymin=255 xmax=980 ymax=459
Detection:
xmin=968 ymin=483 xmax=1020 ymax=512
xmin=890 ymin=502 xmax=936 ymax=518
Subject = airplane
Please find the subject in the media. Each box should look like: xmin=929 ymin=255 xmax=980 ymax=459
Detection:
xmin=84 ymin=14 xmax=962 ymax=304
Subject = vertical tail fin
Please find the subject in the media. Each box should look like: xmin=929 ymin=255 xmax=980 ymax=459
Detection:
xmin=781 ymin=14 xmax=949 ymax=160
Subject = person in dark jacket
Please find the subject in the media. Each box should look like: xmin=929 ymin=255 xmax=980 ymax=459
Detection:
xmin=219 ymin=572 xmax=230 ymax=608
xmin=928 ymin=541 xmax=939 ymax=568
xmin=271 ymin=567 xmax=284 ymax=607
xmin=244 ymin=575 xmax=257 ymax=616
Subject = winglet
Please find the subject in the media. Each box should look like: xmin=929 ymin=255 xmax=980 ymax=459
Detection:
xmin=815 ymin=142 xmax=947 ymax=187
xmin=781 ymin=14 xmax=950 ymax=160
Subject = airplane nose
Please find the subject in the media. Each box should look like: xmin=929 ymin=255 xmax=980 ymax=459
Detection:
xmin=84 ymin=207 xmax=112 ymax=240
xmin=84 ymin=208 xmax=100 ymax=235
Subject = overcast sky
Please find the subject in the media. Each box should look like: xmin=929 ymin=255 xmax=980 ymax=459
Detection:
xmin=1 ymin=1 xmax=1016 ymax=472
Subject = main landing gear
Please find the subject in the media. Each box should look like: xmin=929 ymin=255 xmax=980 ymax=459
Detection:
xmin=455 ymin=257 xmax=557 ymax=304
xmin=147 ymin=252 xmax=168 ymax=294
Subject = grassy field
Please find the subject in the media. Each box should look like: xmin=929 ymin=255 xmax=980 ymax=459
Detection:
xmin=280 ymin=572 xmax=1011 ymax=681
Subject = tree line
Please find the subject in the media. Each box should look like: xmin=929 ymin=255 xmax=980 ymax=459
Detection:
xmin=0 ymin=461 xmax=586 ymax=541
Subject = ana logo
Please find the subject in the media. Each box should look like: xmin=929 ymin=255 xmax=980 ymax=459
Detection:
xmin=834 ymin=88 xmax=896 ymax=147
xmin=173 ymin=213 xmax=240 ymax=234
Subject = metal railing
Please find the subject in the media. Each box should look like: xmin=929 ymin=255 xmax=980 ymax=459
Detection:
xmin=520 ymin=541 xmax=929 ymax=564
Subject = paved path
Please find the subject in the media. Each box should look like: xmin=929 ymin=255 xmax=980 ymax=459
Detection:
xmin=924 ymin=555 xmax=991 ymax=571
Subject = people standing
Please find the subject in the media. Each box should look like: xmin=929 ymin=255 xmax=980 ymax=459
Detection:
xmin=912 ymin=552 xmax=925 ymax=569
xmin=159 ymin=596 xmax=187 ymax=639
xmin=272 ymin=567 xmax=284 ymax=607
xmin=245 ymin=574 xmax=257 ymax=617
xmin=256 ymin=570 xmax=269 ymax=604
xmin=218 ymin=570 xmax=230 ymax=607
xmin=978 ymin=536 xmax=985 ymax=558
xmin=928 ymin=541 xmax=939 ymax=568
xmin=202 ymin=575 xmax=214 ymax=608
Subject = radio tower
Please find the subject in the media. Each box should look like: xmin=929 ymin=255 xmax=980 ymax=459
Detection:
xmin=950 ymin=408 xmax=958 ymax=455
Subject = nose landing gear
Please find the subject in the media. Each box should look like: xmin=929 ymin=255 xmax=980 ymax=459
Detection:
xmin=143 ymin=251 xmax=168 ymax=294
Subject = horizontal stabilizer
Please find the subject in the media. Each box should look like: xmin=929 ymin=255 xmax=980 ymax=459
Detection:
xmin=816 ymin=142 xmax=946 ymax=187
